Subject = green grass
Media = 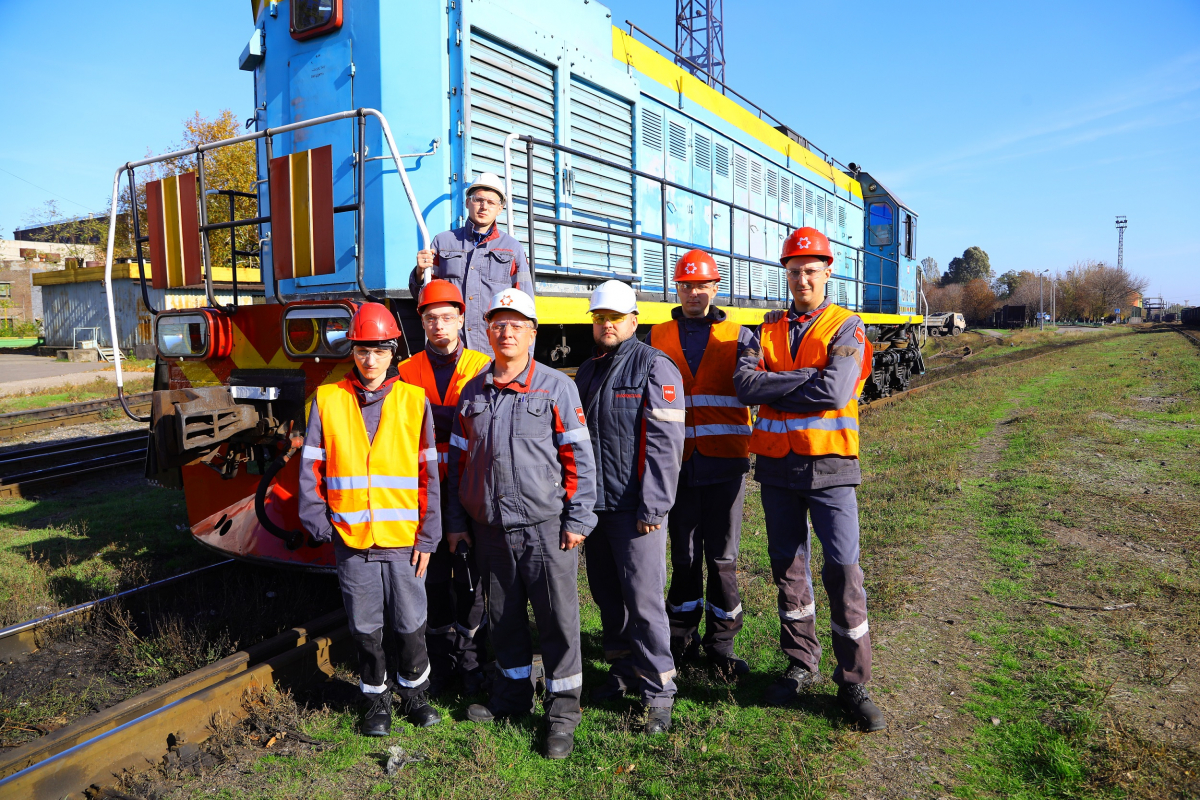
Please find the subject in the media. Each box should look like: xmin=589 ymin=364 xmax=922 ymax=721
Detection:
xmin=0 ymin=375 xmax=153 ymax=415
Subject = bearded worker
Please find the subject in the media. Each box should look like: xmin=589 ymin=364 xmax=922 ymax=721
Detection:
xmin=732 ymin=227 xmax=884 ymax=732
xmin=575 ymin=280 xmax=686 ymax=735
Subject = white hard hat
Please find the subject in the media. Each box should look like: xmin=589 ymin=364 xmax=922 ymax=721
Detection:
xmin=588 ymin=280 xmax=638 ymax=315
xmin=466 ymin=172 xmax=507 ymax=206
xmin=486 ymin=288 xmax=537 ymax=325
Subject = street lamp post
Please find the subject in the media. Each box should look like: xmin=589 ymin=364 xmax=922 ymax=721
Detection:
xmin=1039 ymin=271 xmax=1046 ymax=331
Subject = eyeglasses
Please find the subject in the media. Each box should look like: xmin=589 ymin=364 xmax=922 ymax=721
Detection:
xmin=675 ymin=281 xmax=719 ymax=292
xmin=421 ymin=313 xmax=461 ymax=327
xmin=591 ymin=312 xmax=630 ymax=325
xmin=352 ymin=347 xmax=393 ymax=360
xmin=487 ymin=320 xmax=532 ymax=332
xmin=468 ymin=196 xmax=502 ymax=209
xmin=786 ymin=268 xmax=830 ymax=281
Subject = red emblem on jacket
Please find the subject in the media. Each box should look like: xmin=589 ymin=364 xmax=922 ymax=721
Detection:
xmin=663 ymin=385 xmax=677 ymax=403
xmin=854 ymin=327 xmax=865 ymax=344
xmin=575 ymin=407 xmax=586 ymax=425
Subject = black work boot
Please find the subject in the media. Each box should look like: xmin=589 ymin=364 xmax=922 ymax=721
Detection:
xmin=398 ymin=690 xmax=441 ymax=728
xmin=670 ymin=634 xmax=701 ymax=664
xmin=589 ymin=672 xmax=628 ymax=703
xmin=465 ymin=703 xmax=496 ymax=722
xmin=838 ymin=683 xmax=886 ymax=732
xmin=707 ymin=652 xmax=750 ymax=678
xmin=544 ymin=728 xmax=575 ymax=759
xmin=763 ymin=665 xmax=822 ymax=707
xmin=361 ymin=689 xmax=393 ymax=737
xmin=644 ymin=706 xmax=672 ymax=734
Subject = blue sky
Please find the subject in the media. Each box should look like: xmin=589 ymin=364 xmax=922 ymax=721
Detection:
xmin=1 ymin=0 xmax=1197 ymax=302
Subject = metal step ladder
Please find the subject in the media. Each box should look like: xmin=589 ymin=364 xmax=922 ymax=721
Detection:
xmin=96 ymin=346 xmax=124 ymax=364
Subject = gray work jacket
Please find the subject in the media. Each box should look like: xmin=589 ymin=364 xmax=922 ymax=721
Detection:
xmin=446 ymin=358 xmax=597 ymax=535
xmin=409 ymin=224 xmax=534 ymax=356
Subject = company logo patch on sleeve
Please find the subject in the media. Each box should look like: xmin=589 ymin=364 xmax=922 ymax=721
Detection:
xmin=662 ymin=385 xmax=677 ymax=403
xmin=854 ymin=327 xmax=866 ymax=344
xmin=575 ymin=407 xmax=587 ymax=425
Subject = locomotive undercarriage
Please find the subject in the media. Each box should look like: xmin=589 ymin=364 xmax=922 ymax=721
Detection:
xmin=859 ymin=322 xmax=925 ymax=403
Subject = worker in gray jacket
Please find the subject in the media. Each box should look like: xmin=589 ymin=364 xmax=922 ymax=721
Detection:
xmin=733 ymin=227 xmax=884 ymax=732
xmin=445 ymin=288 xmax=597 ymax=760
xmin=574 ymin=280 xmax=686 ymax=735
xmin=413 ymin=173 xmax=534 ymax=356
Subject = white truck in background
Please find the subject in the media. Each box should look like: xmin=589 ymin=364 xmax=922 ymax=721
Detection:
xmin=925 ymin=312 xmax=966 ymax=336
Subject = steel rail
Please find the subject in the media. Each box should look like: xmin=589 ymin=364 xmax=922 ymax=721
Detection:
xmin=0 ymin=560 xmax=234 ymax=662
xmin=0 ymin=430 xmax=147 ymax=468
xmin=0 ymin=393 xmax=152 ymax=440
xmin=0 ymin=451 xmax=146 ymax=499
xmin=0 ymin=609 xmax=350 ymax=797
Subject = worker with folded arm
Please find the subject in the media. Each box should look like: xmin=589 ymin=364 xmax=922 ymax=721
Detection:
xmin=396 ymin=279 xmax=492 ymax=698
xmin=575 ymin=280 xmax=685 ymax=734
xmin=298 ymin=303 xmax=442 ymax=737
xmin=648 ymin=250 xmax=755 ymax=676
xmin=412 ymin=173 xmax=534 ymax=356
xmin=445 ymin=288 xmax=597 ymax=759
xmin=732 ymin=227 xmax=885 ymax=732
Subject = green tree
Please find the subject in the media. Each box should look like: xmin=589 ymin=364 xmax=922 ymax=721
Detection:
xmin=920 ymin=256 xmax=940 ymax=284
xmin=943 ymin=246 xmax=992 ymax=285
xmin=18 ymin=200 xmax=107 ymax=263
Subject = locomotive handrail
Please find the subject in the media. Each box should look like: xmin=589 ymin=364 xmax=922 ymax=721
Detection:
xmin=102 ymin=108 xmax=430 ymax=420
xmin=514 ymin=134 xmax=904 ymax=311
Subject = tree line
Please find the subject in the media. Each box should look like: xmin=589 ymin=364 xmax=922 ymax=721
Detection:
xmin=920 ymin=247 xmax=1150 ymax=324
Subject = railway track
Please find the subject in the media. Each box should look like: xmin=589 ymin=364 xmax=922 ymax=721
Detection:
xmin=0 ymin=608 xmax=349 ymax=798
xmin=0 ymin=429 xmax=148 ymax=498
xmin=0 ymin=560 xmax=234 ymax=662
xmin=0 ymin=393 xmax=151 ymax=441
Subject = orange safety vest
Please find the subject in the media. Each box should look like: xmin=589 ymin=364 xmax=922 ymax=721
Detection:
xmin=649 ymin=317 xmax=752 ymax=460
xmin=748 ymin=304 xmax=872 ymax=459
xmin=314 ymin=377 xmax=426 ymax=549
xmin=397 ymin=347 xmax=491 ymax=481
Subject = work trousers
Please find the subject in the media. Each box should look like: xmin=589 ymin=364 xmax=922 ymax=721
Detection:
xmin=425 ymin=536 xmax=488 ymax=679
xmin=337 ymin=548 xmax=431 ymax=699
xmin=474 ymin=517 xmax=583 ymax=732
xmin=665 ymin=477 xmax=746 ymax=657
xmin=761 ymin=484 xmax=872 ymax=685
xmin=586 ymin=511 xmax=677 ymax=708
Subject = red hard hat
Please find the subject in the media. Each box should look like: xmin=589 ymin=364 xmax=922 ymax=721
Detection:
xmin=417 ymin=279 xmax=465 ymax=313
xmin=780 ymin=227 xmax=833 ymax=267
xmin=673 ymin=249 xmax=721 ymax=282
xmin=349 ymin=302 xmax=401 ymax=342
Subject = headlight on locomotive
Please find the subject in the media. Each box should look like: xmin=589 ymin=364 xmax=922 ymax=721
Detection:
xmin=282 ymin=304 xmax=355 ymax=359
xmin=155 ymin=310 xmax=232 ymax=360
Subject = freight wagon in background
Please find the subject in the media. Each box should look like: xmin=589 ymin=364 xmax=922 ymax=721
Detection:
xmin=1181 ymin=307 xmax=1199 ymax=326
xmin=98 ymin=0 xmax=927 ymax=571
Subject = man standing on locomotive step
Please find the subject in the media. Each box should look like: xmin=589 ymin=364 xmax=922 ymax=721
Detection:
xmin=575 ymin=280 xmax=686 ymax=734
xmin=396 ymin=279 xmax=492 ymax=698
xmin=732 ymin=227 xmax=886 ymax=732
xmin=445 ymin=288 xmax=596 ymax=760
xmin=413 ymin=173 xmax=534 ymax=356
xmin=299 ymin=303 xmax=442 ymax=737
xmin=648 ymin=250 xmax=755 ymax=677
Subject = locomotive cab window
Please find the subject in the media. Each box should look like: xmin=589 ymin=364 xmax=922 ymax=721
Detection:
xmin=904 ymin=213 xmax=916 ymax=259
xmin=868 ymin=202 xmax=893 ymax=246
xmin=291 ymin=0 xmax=342 ymax=40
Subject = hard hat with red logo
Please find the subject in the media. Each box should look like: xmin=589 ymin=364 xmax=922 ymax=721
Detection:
xmin=673 ymin=249 xmax=721 ymax=283
xmin=780 ymin=227 xmax=833 ymax=267
xmin=485 ymin=287 xmax=537 ymax=325
xmin=348 ymin=302 xmax=402 ymax=346
xmin=416 ymin=279 xmax=465 ymax=314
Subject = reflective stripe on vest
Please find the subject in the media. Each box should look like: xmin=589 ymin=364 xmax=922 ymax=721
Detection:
xmin=649 ymin=317 xmax=752 ymax=461
xmin=315 ymin=377 xmax=426 ymax=548
xmin=747 ymin=304 xmax=868 ymax=459
xmin=397 ymin=348 xmax=491 ymax=481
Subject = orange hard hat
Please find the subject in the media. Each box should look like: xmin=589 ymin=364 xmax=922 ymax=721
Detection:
xmin=349 ymin=302 xmax=401 ymax=343
xmin=673 ymin=249 xmax=721 ymax=282
xmin=417 ymin=279 xmax=465 ymax=313
xmin=780 ymin=227 xmax=833 ymax=267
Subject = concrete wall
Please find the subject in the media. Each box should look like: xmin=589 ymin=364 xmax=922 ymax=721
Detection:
xmin=0 ymin=238 xmax=94 ymax=263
